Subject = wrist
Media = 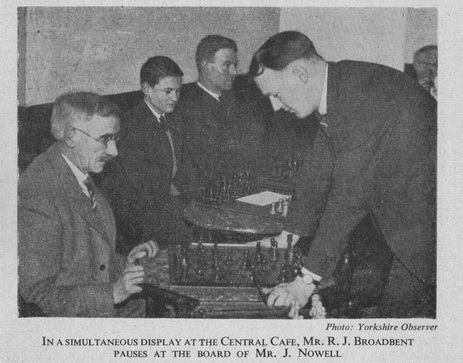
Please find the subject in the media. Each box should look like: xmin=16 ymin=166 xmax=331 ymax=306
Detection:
xmin=299 ymin=267 xmax=321 ymax=286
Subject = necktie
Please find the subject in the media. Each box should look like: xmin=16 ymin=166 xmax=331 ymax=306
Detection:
xmin=84 ymin=176 xmax=98 ymax=209
xmin=317 ymin=112 xmax=328 ymax=128
xmin=159 ymin=115 xmax=169 ymax=132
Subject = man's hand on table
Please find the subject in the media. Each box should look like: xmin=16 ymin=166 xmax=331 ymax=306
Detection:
xmin=246 ymin=230 xmax=300 ymax=248
xmin=113 ymin=240 xmax=159 ymax=304
xmin=262 ymin=276 xmax=317 ymax=319
xmin=127 ymin=240 xmax=159 ymax=265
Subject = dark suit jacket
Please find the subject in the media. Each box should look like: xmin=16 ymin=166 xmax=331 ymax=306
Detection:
xmin=99 ymin=100 xmax=188 ymax=251
xmin=171 ymin=82 xmax=266 ymax=191
xmin=18 ymin=143 xmax=143 ymax=317
xmin=286 ymin=61 xmax=437 ymax=285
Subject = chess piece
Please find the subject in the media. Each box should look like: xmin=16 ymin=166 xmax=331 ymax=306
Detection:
xmin=277 ymin=199 xmax=284 ymax=213
xmin=255 ymin=241 xmax=264 ymax=264
xmin=282 ymin=199 xmax=289 ymax=217
xmin=285 ymin=234 xmax=294 ymax=265
xmin=278 ymin=263 xmax=288 ymax=283
xmin=269 ymin=238 xmax=280 ymax=262
xmin=270 ymin=202 xmax=276 ymax=215
xmin=200 ymin=187 xmax=206 ymax=202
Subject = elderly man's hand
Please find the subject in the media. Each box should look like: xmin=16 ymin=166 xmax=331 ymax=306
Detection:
xmin=113 ymin=264 xmax=145 ymax=304
xmin=262 ymin=276 xmax=316 ymax=319
xmin=127 ymin=240 xmax=159 ymax=265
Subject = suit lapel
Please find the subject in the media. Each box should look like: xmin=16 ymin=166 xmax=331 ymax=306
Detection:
xmin=46 ymin=144 xmax=115 ymax=247
xmin=138 ymin=102 xmax=174 ymax=169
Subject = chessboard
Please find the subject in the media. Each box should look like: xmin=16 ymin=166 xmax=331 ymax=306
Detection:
xmin=184 ymin=167 xmax=298 ymax=235
xmin=162 ymin=237 xmax=323 ymax=319
xmin=168 ymin=237 xmax=301 ymax=288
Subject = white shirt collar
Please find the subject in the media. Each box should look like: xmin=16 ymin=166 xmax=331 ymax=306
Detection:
xmin=61 ymin=153 xmax=90 ymax=197
xmin=197 ymin=82 xmax=221 ymax=101
xmin=318 ymin=63 xmax=328 ymax=115
xmin=144 ymin=97 xmax=164 ymax=121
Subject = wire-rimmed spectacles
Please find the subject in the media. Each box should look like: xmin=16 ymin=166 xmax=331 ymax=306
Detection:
xmin=73 ymin=127 xmax=120 ymax=148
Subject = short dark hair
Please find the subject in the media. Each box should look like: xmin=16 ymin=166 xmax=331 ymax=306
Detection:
xmin=51 ymin=92 xmax=121 ymax=140
xmin=413 ymin=45 xmax=437 ymax=62
xmin=195 ymin=35 xmax=237 ymax=71
xmin=140 ymin=56 xmax=184 ymax=87
xmin=249 ymin=31 xmax=322 ymax=77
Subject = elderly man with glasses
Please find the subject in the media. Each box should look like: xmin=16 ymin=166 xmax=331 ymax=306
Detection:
xmin=18 ymin=92 xmax=158 ymax=317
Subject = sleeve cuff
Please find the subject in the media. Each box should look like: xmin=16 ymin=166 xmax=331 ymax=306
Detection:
xmin=300 ymin=266 xmax=322 ymax=282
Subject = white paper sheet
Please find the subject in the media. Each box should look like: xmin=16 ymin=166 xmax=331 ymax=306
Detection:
xmin=235 ymin=190 xmax=290 ymax=206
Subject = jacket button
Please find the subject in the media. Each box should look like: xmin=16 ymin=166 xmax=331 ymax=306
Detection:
xmin=99 ymin=264 xmax=106 ymax=271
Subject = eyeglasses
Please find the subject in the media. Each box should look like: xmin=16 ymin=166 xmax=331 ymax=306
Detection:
xmin=73 ymin=127 xmax=120 ymax=148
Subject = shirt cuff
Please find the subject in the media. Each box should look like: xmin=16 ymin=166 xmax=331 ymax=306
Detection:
xmin=300 ymin=266 xmax=322 ymax=282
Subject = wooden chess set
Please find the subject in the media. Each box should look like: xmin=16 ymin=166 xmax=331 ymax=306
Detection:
xmin=142 ymin=156 xmax=390 ymax=319
xmin=183 ymin=156 xmax=302 ymax=236
xmin=165 ymin=236 xmax=324 ymax=319
xmin=165 ymin=159 xmax=320 ymax=318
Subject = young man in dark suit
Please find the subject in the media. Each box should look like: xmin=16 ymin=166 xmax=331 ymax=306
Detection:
xmin=250 ymin=31 xmax=436 ymax=318
xmin=18 ymin=92 xmax=158 ymax=317
xmin=100 ymin=56 xmax=192 ymax=252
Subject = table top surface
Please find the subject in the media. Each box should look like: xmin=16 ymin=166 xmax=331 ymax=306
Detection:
xmin=184 ymin=200 xmax=285 ymax=235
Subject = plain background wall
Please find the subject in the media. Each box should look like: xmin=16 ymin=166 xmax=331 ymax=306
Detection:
xmin=405 ymin=7 xmax=438 ymax=62
xmin=19 ymin=6 xmax=437 ymax=107
xmin=20 ymin=7 xmax=280 ymax=106
xmin=280 ymin=7 xmax=436 ymax=71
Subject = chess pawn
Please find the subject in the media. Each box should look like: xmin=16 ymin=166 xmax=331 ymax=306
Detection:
xmin=208 ymin=186 xmax=214 ymax=202
xmin=270 ymin=202 xmax=276 ymax=215
xmin=260 ymin=257 xmax=267 ymax=273
xmin=282 ymin=200 xmax=289 ymax=217
xmin=269 ymin=238 xmax=280 ymax=262
xmin=226 ymin=248 xmax=234 ymax=263
xmin=277 ymin=199 xmax=284 ymax=213
xmin=285 ymin=234 xmax=294 ymax=265
xmin=278 ymin=263 xmax=288 ymax=283
xmin=255 ymin=241 xmax=264 ymax=264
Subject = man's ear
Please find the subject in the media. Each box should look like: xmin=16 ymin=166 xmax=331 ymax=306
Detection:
xmin=141 ymin=82 xmax=151 ymax=96
xmin=63 ymin=126 xmax=76 ymax=148
xmin=200 ymin=60 xmax=210 ymax=73
xmin=292 ymin=65 xmax=309 ymax=84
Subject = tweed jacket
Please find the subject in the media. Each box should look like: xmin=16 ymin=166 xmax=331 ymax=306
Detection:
xmin=18 ymin=143 xmax=141 ymax=317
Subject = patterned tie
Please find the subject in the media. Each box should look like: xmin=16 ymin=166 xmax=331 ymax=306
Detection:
xmin=159 ymin=115 xmax=169 ymax=132
xmin=84 ymin=176 xmax=98 ymax=209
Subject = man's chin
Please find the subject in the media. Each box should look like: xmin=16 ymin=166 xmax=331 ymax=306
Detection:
xmin=91 ymin=162 xmax=106 ymax=174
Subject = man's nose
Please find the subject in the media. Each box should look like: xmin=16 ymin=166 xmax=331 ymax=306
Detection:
xmin=229 ymin=64 xmax=238 ymax=76
xmin=269 ymin=96 xmax=283 ymax=111
xmin=106 ymin=140 xmax=118 ymax=157
xmin=170 ymin=92 xmax=179 ymax=102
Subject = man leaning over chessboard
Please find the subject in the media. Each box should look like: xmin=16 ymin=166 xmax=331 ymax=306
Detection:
xmin=250 ymin=31 xmax=436 ymax=319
